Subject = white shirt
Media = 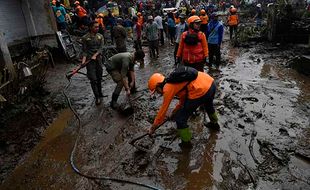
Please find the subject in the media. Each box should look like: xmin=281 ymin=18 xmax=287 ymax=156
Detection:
xmin=154 ymin=15 xmax=163 ymax=29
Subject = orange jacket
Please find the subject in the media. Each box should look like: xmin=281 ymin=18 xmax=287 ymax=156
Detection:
xmin=227 ymin=14 xmax=238 ymax=26
xmin=76 ymin=5 xmax=87 ymax=18
xmin=95 ymin=17 xmax=105 ymax=29
xmin=200 ymin=15 xmax=209 ymax=25
xmin=153 ymin=72 xmax=214 ymax=126
xmin=177 ymin=29 xmax=208 ymax=64
xmin=138 ymin=16 xmax=144 ymax=26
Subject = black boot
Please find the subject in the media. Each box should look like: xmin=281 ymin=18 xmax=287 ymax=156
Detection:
xmin=110 ymin=93 xmax=119 ymax=109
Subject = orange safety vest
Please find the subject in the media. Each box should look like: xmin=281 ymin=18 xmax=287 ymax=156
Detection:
xmin=138 ymin=16 xmax=144 ymax=26
xmin=228 ymin=15 xmax=238 ymax=26
xmin=200 ymin=15 xmax=209 ymax=25
xmin=95 ymin=17 xmax=104 ymax=29
xmin=76 ymin=5 xmax=87 ymax=18
xmin=153 ymin=71 xmax=214 ymax=126
xmin=177 ymin=30 xmax=208 ymax=64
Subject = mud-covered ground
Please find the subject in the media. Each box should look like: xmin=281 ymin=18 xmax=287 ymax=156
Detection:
xmin=0 ymin=32 xmax=309 ymax=190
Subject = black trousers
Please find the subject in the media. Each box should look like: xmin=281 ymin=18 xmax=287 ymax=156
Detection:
xmin=229 ymin=25 xmax=238 ymax=39
xmin=174 ymin=82 xmax=216 ymax=129
xmin=159 ymin=29 xmax=164 ymax=45
xmin=86 ymin=60 xmax=103 ymax=98
xmin=208 ymin=43 xmax=221 ymax=67
xmin=134 ymin=39 xmax=142 ymax=50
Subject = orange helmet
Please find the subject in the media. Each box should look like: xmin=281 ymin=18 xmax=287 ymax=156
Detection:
xmin=74 ymin=1 xmax=80 ymax=5
xmin=191 ymin=9 xmax=196 ymax=14
xmin=200 ymin=9 xmax=206 ymax=15
xmin=148 ymin=73 xmax=165 ymax=94
xmin=187 ymin=15 xmax=201 ymax=25
xmin=230 ymin=8 xmax=237 ymax=13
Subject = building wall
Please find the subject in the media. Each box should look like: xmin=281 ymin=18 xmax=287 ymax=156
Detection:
xmin=0 ymin=0 xmax=29 ymax=45
xmin=0 ymin=0 xmax=57 ymax=46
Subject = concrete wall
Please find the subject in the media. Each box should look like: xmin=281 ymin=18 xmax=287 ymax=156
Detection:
xmin=21 ymin=0 xmax=57 ymax=37
xmin=0 ymin=0 xmax=57 ymax=46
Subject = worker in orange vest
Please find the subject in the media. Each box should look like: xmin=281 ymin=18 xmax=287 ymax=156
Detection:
xmin=74 ymin=1 xmax=88 ymax=27
xmin=137 ymin=12 xmax=144 ymax=26
xmin=190 ymin=9 xmax=196 ymax=16
xmin=227 ymin=7 xmax=239 ymax=39
xmin=95 ymin=13 xmax=105 ymax=35
xmin=147 ymin=70 xmax=219 ymax=145
xmin=199 ymin=9 xmax=209 ymax=33
xmin=176 ymin=16 xmax=209 ymax=72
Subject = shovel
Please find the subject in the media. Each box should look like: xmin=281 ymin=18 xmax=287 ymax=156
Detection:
xmin=119 ymin=96 xmax=134 ymax=116
xmin=129 ymin=119 xmax=169 ymax=152
xmin=65 ymin=60 xmax=91 ymax=79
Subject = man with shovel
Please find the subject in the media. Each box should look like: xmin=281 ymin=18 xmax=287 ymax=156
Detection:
xmin=81 ymin=21 xmax=104 ymax=105
xmin=147 ymin=67 xmax=220 ymax=146
xmin=105 ymin=50 xmax=145 ymax=109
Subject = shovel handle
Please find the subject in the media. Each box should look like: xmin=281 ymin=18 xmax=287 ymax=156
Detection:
xmin=129 ymin=119 xmax=169 ymax=145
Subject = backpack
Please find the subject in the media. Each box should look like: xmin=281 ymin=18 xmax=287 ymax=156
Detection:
xmin=184 ymin=31 xmax=200 ymax=46
xmin=158 ymin=66 xmax=198 ymax=89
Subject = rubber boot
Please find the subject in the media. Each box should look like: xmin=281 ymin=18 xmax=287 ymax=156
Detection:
xmin=110 ymin=93 xmax=119 ymax=109
xmin=205 ymin=112 xmax=220 ymax=130
xmin=177 ymin=128 xmax=192 ymax=142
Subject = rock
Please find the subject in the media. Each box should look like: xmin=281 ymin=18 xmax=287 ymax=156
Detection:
xmin=238 ymin=124 xmax=245 ymax=129
xmin=279 ymin=128 xmax=289 ymax=136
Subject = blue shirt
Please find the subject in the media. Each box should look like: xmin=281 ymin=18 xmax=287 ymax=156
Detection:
xmin=52 ymin=6 xmax=67 ymax=23
xmin=167 ymin=17 xmax=176 ymax=28
xmin=206 ymin=20 xmax=224 ymax=45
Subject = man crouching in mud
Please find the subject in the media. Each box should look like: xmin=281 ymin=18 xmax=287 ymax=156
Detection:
xmin=105 ymin=50 xmax=145 ymax=109
xmin=147 ymin=70 xmax=220 ymax=147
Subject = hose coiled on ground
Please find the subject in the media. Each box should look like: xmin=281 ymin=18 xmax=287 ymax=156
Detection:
xmin=63 ymin=78 xmax=161 ymax=190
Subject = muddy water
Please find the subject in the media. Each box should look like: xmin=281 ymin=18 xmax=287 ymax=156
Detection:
xmin=1 ymin=38 xmax=309 ymax=190
xmin=0 ymin=109 xmax=76 ymax=189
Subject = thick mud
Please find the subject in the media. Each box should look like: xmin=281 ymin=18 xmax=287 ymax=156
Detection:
xmin=1 ymin=34 xmax=309 ymax=190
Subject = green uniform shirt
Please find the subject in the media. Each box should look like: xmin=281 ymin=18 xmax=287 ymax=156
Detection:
xmin=106 ymin=52 xmax=134 ymax=77
xmin=81 ymin=32 xmax=104 ymax=59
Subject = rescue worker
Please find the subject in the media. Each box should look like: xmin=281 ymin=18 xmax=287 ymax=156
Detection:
xmin=206 ymin=12 xmax=224 ymax=70
xmin=176 ymin=16 xmax=209 ymax=72
xmin=145 ymin=16 xmax=159 ymax=58
xmin=227 ymin=7 xmax=238 ymax=40
xmin=74 ymin=1 xmax=88 ymax=27
xmin=174 ymin=14 xmax=187 ymax=65
xmin=106 ymin=50 xmax=145 ymax=109
xmin=113 ymin=18 xmax=127 ymax=53
xmin=147 ymin=71 xmax=220 ymax=145
xmin=167 ymin=12 xmax=176 ymax=45
xmin=154 ymin=12 xmax=164 ymax=46
xmin=190 ymin=9 xmax=196 ymax=16
xmin=81 ymin=21 xmax=104 ymax=105
xmin=137 ymin=12 xmax=144 ymax=27
xmin=199 ymin=9 xmax=209 ymax=33
xmin=52 ymin=0 xmax=68 ymax=31
xmin=132 ymin=16 xmax=142 ymax=51
xmin=95 ymin=13 xmax=105 ymax=35
xmin=253 ymin=4 xmax=263 ymax=29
